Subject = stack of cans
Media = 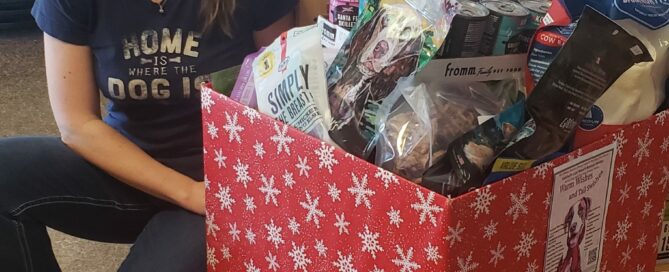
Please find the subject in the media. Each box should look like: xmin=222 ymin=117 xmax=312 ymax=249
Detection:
xmin=437 ymin=0 xmax=551 ymax=58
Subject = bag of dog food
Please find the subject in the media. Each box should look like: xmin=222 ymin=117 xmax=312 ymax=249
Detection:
xmin=527 ymin=0 xmax=669 ymax=148
xmin=253 ymin=26 xmax=333 ymax=143
xmin=326 ymin=0 xmax=458 ymax=159
xmin=424 ymin=8 xmax=653 ymax=197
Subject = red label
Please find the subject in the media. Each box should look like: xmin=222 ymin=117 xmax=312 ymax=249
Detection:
xmin=536 ymin=31 xmax=568 ymax=47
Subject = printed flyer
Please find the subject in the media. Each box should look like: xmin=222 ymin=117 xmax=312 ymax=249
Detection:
xmin=544 ymin=144 xmax=617 ymax=272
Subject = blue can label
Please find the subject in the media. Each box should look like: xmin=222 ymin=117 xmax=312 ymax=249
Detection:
xmin=580 ymin=105 xmax=604 ymax=131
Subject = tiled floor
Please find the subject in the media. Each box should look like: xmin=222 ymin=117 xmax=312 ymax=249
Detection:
xmin=1 ymin=28 xmax=129 ymax=272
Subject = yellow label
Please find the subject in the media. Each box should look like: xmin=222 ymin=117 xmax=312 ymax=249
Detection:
xmin=492 ymin=158 xmax=535 ymax=172
xmin=256 ymin=51 xmax=275 ymax=79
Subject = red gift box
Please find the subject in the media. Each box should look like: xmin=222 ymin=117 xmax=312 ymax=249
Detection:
xmin=201 ymin=84 xmax=669 ymax=272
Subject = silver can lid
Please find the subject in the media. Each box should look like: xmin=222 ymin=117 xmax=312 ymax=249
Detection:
xmin=458 ymin=0 xmax=490 ymax=18
xmin=482 ymin=1 xmax=530 ymax=17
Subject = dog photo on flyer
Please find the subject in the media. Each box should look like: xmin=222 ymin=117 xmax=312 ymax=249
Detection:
xmin=543 ymin=144 xmax=617 ymax=272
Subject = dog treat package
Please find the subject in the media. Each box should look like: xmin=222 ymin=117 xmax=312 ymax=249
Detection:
xmin=423 ymin=8 xmax=653 ymax=197
xmin=253 ymin=26 xmax=334 ymax=143
xmin=527 ymin=0 xmax=669 ymax=148
xmin=317 ymin=16 xmax=351 ymax=71
xmin=486 ymin=8 xmax=653 ymax=183
xmin=374 ymin=76 xmax=523 ymax=184
xmin=326 ymin=0 xmax=458 ymax=159
xmin=230 ymin=50 xmax=262 ymax=109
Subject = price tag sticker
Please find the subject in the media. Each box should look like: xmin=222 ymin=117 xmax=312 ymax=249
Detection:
xmin=658 ymin=221 xmax=669 ymax=261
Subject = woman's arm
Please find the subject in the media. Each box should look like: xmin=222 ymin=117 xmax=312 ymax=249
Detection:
xmin=253 ymin=11 xmax=295 ymax=48
xmin=44 ymin=34 xmax=205 ymax=215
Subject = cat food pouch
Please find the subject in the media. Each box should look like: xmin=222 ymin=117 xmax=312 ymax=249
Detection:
xmin=253 ymin=26 xmax=334 ymax=143
xmin=423 ymin=8 xmax=653 ymax=197
xmin=327 ymin=0 xmax=458 ymax=159
xmin=527 ymin=0 xmax=669 ymax=147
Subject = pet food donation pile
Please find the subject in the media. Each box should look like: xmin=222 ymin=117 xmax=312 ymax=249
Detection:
xmin=230 ymin=0 xmax=668 ymax=198
xmin=203 ymin=0 xmax=669 ymax=271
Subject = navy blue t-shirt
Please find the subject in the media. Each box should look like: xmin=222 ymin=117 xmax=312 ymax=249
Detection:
xmin=32 ymin=0 xmax=297 ymax=179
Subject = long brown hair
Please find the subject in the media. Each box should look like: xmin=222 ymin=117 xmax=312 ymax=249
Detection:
xmin=201 ymin=0 xmax=237 ymax=35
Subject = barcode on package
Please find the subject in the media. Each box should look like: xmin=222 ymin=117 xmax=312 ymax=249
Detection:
xmin=588 ymin=248 xmax=598 ymax=265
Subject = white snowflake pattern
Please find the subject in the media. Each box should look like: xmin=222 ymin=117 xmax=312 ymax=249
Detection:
xmin=344 ymin=153 xmax=356 ymax=160
xmin=259 ymin=174 xmax=281 ymax=206
xmin=334 ymin=213 xmax=350 ymax=235
xmin=514 ymin=230 xmax=537 ymax=260
xmin=489 ymin=242 xmax=505 ymax=267
xmin=332 ymin=251 xmax=357 ymax=272
xmin=469 ymin=186 xmax=496 ymax=218
xmin=206 ymin=213 xmax=221 ymax=239
xmin=264 ymin=219 xmax=285 ymax=249
xmin=266 ymin=252 xmax=280 ymax=272
xmin=375 ymin=167 xmax=399 ymax=188
xmin=661 ymin=136 xmax=669 ymax=153
xmin=223 ymin=112 xmax=244 ymax=143
xmin=348 ymin=174 xmax=375 ymax=209
xmin=214 ymin=148 xmax=227 ymax=169
xmin=637 ymin=233 xmax=647 ymax=250
xmin=254 ymin=141 xmax=266 ymax=158
xmin=411 ymin=189 xmax=444 ymax=227
xmin=633 ymin=129 xmax=654 ymax=165
xmin=392 ymin=245 xmax=421 ymax=272
xmin=245 ymin=228 xmax=256 ymax=245
xmin=234 ymin=159 xmax=252 ymax=188
xmin=613 ymin=130 xmax=628 ymax=157
xmin=288 ymin=242 xmax=312 ymax=272
xmin=215 ymin=184 xmax=235 ymax=213
xmin=444 ymin=221 xmax=464 ymax=248
xmin=271 ymin=123 xmax=294 ymax=155
xmin=637 ymin=172 xmax=653 ymax=199
xmin=387 ymin=207 xmax=403 ymax=228
xmin=656 ymin=111 xmax=668 ymax=125
xmin=661 ymin=166 xmax=669 ymax=190
xmin=506 ymin=183 xmax=533 ymax=224
xmin=300 ymin=191 xmax=325 ymax=228
xmin=642 ymin=201 xmax=653 ymax=218
xmin=532 ymin=162 xmax=554 ymax=179
xmin=621 ymin=245 xmax=632 ymax=265
xmin=314 ymin=239 xmax=328 ymax=257
xmin=456 ymin=252 xmax=479 ymax=272
xmin=314 ymin=143 xmax=339 ymax=174
xmin=616 ymin=162 xmax=627 ymax=181
xmin=220 ymin=245 xmax=232 ymax=260
xmin=206 ymin=122 xmax=219 ymax=139
xmin=327 ymin=183 xmax=341 ymax=202
xmin=526 ymin=260 xmax=538 ymax=272
xmin=243 ymin=106 xmax=261 ymax=124
xmin=207 ymin=246 xmax=219 ymax=269
xmin=288 ymin=217 xmax=301 ymax=235
xmin=295 ymin=156 xmax=312 ymax=178
xmin=613 ymin=215 xmax=632 ymax=246
xmin=358 ymin=225 xmax=383 ymax=259
xmin=618 ymin=183 xmax=631 ymax=204
xmin=636 ymin=264 xmax=646 ymax=272
xmin=244 ymin=259 xmax=260 ymax=272
xmin=201 ymin=87 xmax=215 ymax=114
xmin=283 ymin=170 xmax=296 ymax=189
xmin=371 ymin=266 xmax=385 ymax=272
xmin=424 ymin=243 xmax=442 ymax=264
xmin=243 ymin=194 xmax=256 ymax=214
xmin=228 ymin=223 xmax=241 ymax=242
xmin=483 ymin=220 xmax=498 ymax=240
xmin=543 ymin=193 xmax=552 ymax=210
xmin=204 ymin=174 xmax=210 ymax=189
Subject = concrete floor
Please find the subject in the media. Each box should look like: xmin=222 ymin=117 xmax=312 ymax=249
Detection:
xmin=1 ymin=29 xmax=129 ymax=271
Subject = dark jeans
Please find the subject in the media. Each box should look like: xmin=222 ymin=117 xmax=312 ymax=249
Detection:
xmin=0 ymin=137 xmax=205 ymax=272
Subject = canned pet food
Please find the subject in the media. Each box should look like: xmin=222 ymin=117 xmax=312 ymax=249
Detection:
xmin=329 ymin=0 xmax=359 ymax=30
xmin=518 ymin=0 xmax=551 ymax=30
xmin=438 ymin=0 xmax=490 ymax=58
xmin=479 ymin=0 xmax=529 ymax=56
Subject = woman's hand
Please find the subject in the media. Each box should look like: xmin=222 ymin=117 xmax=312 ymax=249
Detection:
xmin=179 ymin=181 xmax=206 ymax=215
